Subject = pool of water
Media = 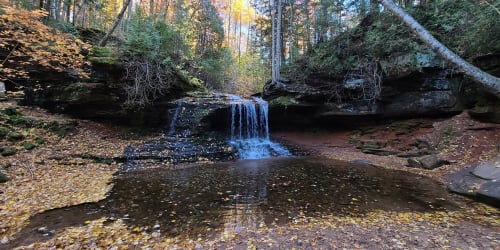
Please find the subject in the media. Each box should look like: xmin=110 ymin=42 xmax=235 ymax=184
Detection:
xmin=10 ymin=157 xmax=458 ymax=246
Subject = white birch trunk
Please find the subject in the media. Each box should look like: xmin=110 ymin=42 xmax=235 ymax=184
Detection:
xmin=277 ymin=0 xmax=282 ymax=77
xmin=271 ymin=0 xmax=277 ymax=83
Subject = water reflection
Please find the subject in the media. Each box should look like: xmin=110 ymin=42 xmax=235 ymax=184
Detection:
xmin=108 ymin=157 xmax=457 ymax=237
xmin=11 ymin=157 xmax=459 ymax=246
xmin=224 ymin=160 xmax=269 ymax=234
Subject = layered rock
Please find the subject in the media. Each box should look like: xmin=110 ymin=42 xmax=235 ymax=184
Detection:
xmin=263 ymin=52 xmax=471 ymax=130
xmin=263 ymin=50 xmax=500 ymax=129
xmin=25 ymin=60 xmax=201 ymax=126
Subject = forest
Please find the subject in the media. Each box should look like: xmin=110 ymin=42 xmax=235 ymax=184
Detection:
xmin=1 ymin=0 xmax=500 ymax=248
xmin=1 ymin=0 xmax=498 ymax=100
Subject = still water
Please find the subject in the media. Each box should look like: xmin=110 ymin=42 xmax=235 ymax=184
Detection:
xmin=107 ymin=158 xmax=455 ymax=236
xmin=11 ymin=157 xmax=457 ymax=246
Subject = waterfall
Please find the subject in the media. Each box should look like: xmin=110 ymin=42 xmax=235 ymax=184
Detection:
xmin=167 ymin=101 xmax=182 ymax=136
xmin=229 ymin=96 xmax=290 ymax=159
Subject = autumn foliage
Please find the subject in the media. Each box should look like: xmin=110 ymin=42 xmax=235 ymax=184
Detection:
xmin=0 ymin=0 xmax=90 ymax=83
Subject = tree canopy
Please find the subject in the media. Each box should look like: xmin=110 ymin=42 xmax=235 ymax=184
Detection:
xmin=1 ymin=0 xmax=499 ymax=99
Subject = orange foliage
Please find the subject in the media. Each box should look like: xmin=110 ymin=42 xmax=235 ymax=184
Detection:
xmin=0 ymin=0 xmax=91 ymax=82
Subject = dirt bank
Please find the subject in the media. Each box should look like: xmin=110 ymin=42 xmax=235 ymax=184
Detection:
xmin=274 ymin=111 xmax=500 ymax=184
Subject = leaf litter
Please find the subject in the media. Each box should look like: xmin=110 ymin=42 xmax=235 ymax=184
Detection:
xmin=1 ymin=102 xmax=499 ymax=249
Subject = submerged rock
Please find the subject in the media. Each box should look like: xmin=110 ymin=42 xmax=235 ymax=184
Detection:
xmin=448 ymin=156 xmax=500 ymax=207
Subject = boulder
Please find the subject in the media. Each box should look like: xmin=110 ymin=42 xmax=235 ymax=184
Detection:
xmin=407 ymin=154 xmax=449 ymax=170
xmin=448 ymin=156 xmax=500 ymax=207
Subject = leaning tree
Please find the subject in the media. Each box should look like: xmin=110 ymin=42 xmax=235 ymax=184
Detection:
xmin=379 ymin=0 xmax=500 ymax=98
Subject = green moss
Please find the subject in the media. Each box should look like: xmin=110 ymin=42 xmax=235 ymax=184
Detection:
xmin=1 ymin=147 xmax=17 ymax=157
xmin=0 ymin=171 xmax=8 ymax=183
xmin=2 ymin=107 xmax=20 ymax=116
xmin=35 ymin=136 xmax=45 ymax=145
xmin=21 ymin=141 xmax=36 ymax=150
xmin=269 ymin=96 xmax=297 ymax=106
xmin=7 ymin=115 xmax=30 ymax=126
xmin=7 ymin=132 xmax=24 ymax=142
xmin=40 ymin=120 xmax=77 ymax=137
xmin=91 ymin=46 xmax=112 ymax=57
xmin=0 ymin=126 xmax=9 ymax=139
xmin=88 ymin=56 xmax=121 ymax=65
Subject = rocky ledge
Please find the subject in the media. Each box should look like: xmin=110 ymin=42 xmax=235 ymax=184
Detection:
xmin=264 ymin=51 xmax=500 ymax=129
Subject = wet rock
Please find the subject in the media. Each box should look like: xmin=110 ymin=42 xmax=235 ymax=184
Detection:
xmin=407 ymin=154 xmax=448 ymax=170
xmin=350 ymin=159 xmax=373 ymax=166
xmin=36 ymin=226 xmax=53 ymax=235
xmin=448 ymin=156 xmax=500 ymax=207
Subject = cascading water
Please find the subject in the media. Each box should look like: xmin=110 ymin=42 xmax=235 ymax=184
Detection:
xmin=229 ymin=95 xmax=290 ymax=159
xmin=167 ymin=101 xmax=182 ymax=136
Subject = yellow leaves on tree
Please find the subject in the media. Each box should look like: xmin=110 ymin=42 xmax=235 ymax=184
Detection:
xmin=0 ymin=0 xmax=91 ymax=82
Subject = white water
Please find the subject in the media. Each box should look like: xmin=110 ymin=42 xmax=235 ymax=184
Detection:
xmin=229 ymin=96 xmax=290 ymax=159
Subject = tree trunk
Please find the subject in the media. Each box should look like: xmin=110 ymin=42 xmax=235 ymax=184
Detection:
xmin=98 ymin=0 xmax=131 ymax=47
xmin=304 ymin=0 xmax=311 ymax=52
xmin=379 ymin=0 xmax=500 ymax=98
xmin=227 ymin=0 xmax=232 ymax=48
xmin=64 ymin=0 xmax=71 ymax=23
xmin=277 ymin=0 xmax=282 ymax=70
xmin=271 ymin=0 xmax=282 ymax=83
xmin=288 ymin=0 xmax=294 ymax=62
xmin=271 ymin=0 xmax=276 ymax=82
xmin=238 ymin=11 xmax=242 ymax=63
xmin=54 ymin=0 xmax=61 ymax=20
xmin=149 ymin=0 xmax=155 ymax=22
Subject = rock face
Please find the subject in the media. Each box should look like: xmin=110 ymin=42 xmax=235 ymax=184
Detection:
xmin=448 ymin=156 xmax=500 ymax=207
xmin=27 ymin=61 xmax=201 ymax=127
xmin=263 ymin=51 xmax=500 ymax=129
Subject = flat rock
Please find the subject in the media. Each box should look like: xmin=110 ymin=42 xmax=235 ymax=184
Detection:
xmin=448 ymin=156 xmax=500 ymax=207
xmin=472 ymin=156 xmax=500 ymax=180
xmin=477 ymin=181 xmax=500 ymax=204
xmin=448 ymin=166 xmax=485 ymax=195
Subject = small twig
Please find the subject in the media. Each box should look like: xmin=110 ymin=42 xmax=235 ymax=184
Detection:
xmin=0 ymin=73 xmax=22 ymax=87
xmin=24 ymin=153 xmax=38 ymax=180
xmin=1 ymin=41 xmax=20 ymax=65
xmin=24 ymin=165 xmax=36 ymax=180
